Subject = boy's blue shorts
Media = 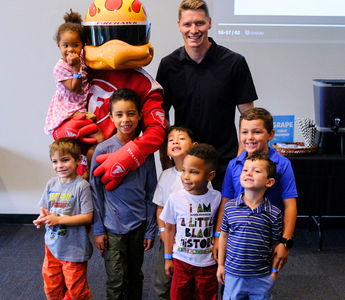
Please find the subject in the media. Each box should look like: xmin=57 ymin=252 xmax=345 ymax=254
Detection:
xmin=223 ymin=273 xmax=275 ymax=300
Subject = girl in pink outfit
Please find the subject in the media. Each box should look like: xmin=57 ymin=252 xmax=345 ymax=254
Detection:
xmin=44 ymin=10 xmax=104 ymax=175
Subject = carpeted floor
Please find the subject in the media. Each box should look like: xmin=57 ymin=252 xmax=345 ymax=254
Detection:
xmin=0 ymin=217 xmax=344 ymax=300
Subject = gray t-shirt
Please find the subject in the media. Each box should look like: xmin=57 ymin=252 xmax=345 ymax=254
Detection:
xmin=39 ymin=175 xmax=93 ymax=262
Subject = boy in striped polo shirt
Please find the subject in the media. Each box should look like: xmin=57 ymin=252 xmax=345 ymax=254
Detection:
xmin=217 ymin=154 xmax=282 ymax=300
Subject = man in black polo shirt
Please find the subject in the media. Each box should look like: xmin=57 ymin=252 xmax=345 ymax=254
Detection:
xmin=156 ymin=0 xmax=258 ymax=191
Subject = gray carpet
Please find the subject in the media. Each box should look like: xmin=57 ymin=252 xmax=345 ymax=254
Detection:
xmin=0 ymin=217 xmax=344 ymax=299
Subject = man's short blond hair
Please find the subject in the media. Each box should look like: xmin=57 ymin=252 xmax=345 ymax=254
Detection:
xmin=178 ymin=0 xmax=210 ymax=20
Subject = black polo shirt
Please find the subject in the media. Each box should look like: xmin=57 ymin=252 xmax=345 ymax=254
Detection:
xmin=156 ymin=38 xmax=258 ymax=185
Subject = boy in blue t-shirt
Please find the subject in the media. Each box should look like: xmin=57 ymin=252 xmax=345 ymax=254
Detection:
xmin=90 ymin=88 xmax=157 ymax=300
xmin=217 ymin=154 xmax=282 ymax=299
xmin=214 ymin=107 xmax=297 ymax=271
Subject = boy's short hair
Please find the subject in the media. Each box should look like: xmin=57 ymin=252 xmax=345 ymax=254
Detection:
xmin=186 ymin=143 xmax=218 ymax=170
xmin=49 ymin=137 xmax=81 ymax=162
xmin=245 ymin=153 xmax=277 ymax=179
xmin=109 ymin=88 xmax=142 ymax=115
xmin=178 ymin=0 xmax=210 ymax=20
xmin=166 ymin=125 xmax=195 ymax=144
xmin=240 ymin=107 xmax=274 ymax=133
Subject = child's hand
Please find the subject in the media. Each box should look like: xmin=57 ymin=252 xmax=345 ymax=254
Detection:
xmin=33 ymin=207 xmax=49 ymax=228
xmin=212 ymin=237 xmax=219 ymax=262
xmin=94 ymin=234 xmax=108 ymax=251
xmin=165 ymin=259 xmax=174 ymax=278
xmin=216 ymin=265 xmax=225 ymax=285
xmin=33 ymin=216 xmax=45 ymax=229
xmin=66 ymin=52 xmax=80 ymax=68
xmin=39 ymin=209 xmax=60 ymax=227
xmin=143 ymin=239 xmax=154 ymax=251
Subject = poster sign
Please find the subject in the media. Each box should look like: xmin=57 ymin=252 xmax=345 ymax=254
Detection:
xmin=270 ymin=115 xmax=294 ymax=146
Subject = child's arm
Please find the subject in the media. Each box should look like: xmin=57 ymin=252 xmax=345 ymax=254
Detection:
xmin=156 ymin=205 xmax=166 ymax=243
xmin=212 ymin=196 xmax=230 ymax=262
xmin=272 ymin=197 xmax=297 ymax=271
xmin=60 ymin=53 xmax=82 ymax=94
xmin=90 ymin=146 xmax=109 ymax=250
xmin=143 ymin=156 xmax=158 ymax=252
xmin=216 ymin=231 xmax=228 ymax=285
xmin=36 ymin=208 xmax=93 ymax=227
xmin=164 ymin=222 xmax=176 ymax=278
xmin=271 ymin=241 xmax=280 ymax=280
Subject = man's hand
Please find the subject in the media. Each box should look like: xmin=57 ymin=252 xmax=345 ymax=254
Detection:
xmin=53 ymin=114 xmax=98 ymax=144
xmin=94 ymin=234 xmax=108 ymax=251
xmin=143 ymin=239 xmax=154 ymax=251
xmin=165 ymin=259 xmax=174 ymax=278
xmin=272 ymin=243 xmax=289 ymax=271
xmin=93 ymin=140 xmax=145 ymax=191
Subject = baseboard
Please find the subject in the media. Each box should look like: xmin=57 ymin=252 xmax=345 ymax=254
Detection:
xmin=0 ymin=214 xmax=39 ymax=224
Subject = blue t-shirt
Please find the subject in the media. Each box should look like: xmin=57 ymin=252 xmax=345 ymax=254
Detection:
xmin=221 ymin=147 xmax=298 ymax=213
xmin=90 ymin=135 xmax=157 ymax=239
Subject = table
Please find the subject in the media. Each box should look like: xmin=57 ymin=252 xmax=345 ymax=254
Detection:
xmin=288 ymin=154 xmax=345 ymax=250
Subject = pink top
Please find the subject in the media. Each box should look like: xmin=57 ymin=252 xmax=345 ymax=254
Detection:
xmin=44 ymin=55 xmax=90 ymax=134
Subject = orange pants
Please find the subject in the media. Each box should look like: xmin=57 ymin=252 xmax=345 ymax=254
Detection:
xmin=42 ymin=245 xmax=92 ymax=300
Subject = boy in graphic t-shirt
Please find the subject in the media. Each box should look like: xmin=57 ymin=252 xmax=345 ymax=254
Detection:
xmin=159 ymin=144 xmax=221 ymax=300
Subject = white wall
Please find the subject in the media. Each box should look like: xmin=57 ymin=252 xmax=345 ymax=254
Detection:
xmin=1 ymin=0 xmax=344 ymax=214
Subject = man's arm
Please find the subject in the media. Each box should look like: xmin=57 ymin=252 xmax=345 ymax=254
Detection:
xmin=237 ymin=102 xmax=254 ymax=156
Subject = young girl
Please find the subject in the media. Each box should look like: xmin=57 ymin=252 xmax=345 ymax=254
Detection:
xmin=44 ymin=9 xmax=104 ymax=176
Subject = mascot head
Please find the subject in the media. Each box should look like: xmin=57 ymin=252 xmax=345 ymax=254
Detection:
xmin=83 ymin=0 xmax=153 ymax=70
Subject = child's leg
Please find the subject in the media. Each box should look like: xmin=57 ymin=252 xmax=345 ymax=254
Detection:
xmin=247 ymin=275 xmax=275 ymax=300
xmin=194 ymin=264 xmax=218 ymax=300
xmin=170 ymin=259 xmax=195 ymax=300
xmin=62 ymin=261 xmax=92 ymax=300
xmin=154 ymin=239 xmax=172 ymax=300
xmin=103 ymin=231 xmax=130 ymax=300
xmin=127 ymin=222 xmax=146 ymax=300
xmin=42 ymin=245 xmax=67 ymax=299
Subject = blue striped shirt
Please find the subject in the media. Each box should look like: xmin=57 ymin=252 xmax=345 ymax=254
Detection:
xmin=221 ymin=194 xmax=282 ymax=277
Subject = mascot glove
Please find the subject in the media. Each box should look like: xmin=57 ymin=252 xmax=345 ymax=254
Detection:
xmin=52 ymin=113 xmax=98 ymax=144
xmin=94 ymin=140 xmax=145 ymax=191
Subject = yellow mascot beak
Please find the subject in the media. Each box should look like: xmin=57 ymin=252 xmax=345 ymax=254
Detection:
xmin=84 ymin=40 xmax=153 ymax=70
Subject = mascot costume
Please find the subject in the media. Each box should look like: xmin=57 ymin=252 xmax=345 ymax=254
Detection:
xmin=53 ymin=0 xmax=166 ymax=191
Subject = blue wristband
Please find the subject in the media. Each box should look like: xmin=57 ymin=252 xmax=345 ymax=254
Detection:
xmin=214 ymin=232 xmax=220 ymax=237
xmin=158 ymin=228 xmax=165 ymax=234
xmin=72 ymin=73 xmax=81 ymax=79
xmin=271 ymin=268 xmax=279 ymax=273
xmin=164 ymin=254 xmax=173 ymax=259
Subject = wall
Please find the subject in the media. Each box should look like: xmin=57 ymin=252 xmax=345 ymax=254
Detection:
xmin=1 ymin=0 xmax=344 ymax=214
